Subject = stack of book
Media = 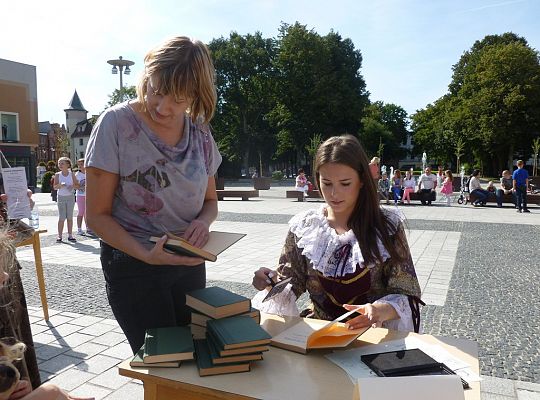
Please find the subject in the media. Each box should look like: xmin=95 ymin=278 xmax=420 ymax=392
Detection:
xmin=130 ymin=325 xmax=194 ymax=368
xmin=186 ymin=286 xmax=271 ymax=376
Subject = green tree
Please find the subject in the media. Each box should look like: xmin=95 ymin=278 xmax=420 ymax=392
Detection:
xmin=412 ymin=33 xmax=540 ymax=175
xmin=269 ymin=22 xmax=369 ymax=162
xmin=106 ymin=86 xmax=137 ymax=108
xmin=209 ymin=32 xmax=277 ymax=176
xmin=359 ymin=101 xmax=408 ymax=164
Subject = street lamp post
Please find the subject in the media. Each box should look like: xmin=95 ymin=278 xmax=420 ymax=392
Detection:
xmin=107 ymin=56 xmax=135 ymax=101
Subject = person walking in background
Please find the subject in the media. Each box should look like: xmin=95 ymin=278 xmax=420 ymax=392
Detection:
xmin=390 ymin=169 xmax=403 ymax=205
xmin=75 ymin=158 xmax=92 ymax=236
xmin=85 ymin=36 xmax=222 ymax=353
xmin=417 ymin=167 xmax=437 ymax=206
xmin=469 ymin=169 xmax=490 ymax=207
xmin=513 ymin=160 xmax=530 ymax=213
xmin=440 ymin=170 xmax=454 ymax=206
xmin=53 ymin=157 xmax=79 ymax=242
xmin=402 ymin=170 xmax=416 ymax=204
xmin=496 ymin=170 xmax=515 ymax=208
xmin=378 ymin=172 xmax=390 ymax=204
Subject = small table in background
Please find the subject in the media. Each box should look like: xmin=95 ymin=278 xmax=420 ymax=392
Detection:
xmin=16 ymin=229 xmax=49 ymax=320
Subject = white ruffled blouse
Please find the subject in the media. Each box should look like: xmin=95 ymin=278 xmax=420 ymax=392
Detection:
xmin=253 ymin=206 xmax=418 ymax=332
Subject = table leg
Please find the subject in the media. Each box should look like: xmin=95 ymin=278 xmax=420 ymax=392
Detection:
xmin=143 ymin=382 xmax=158 ymax=400
xmin=32 ymin=234 xmax=49 ymax=321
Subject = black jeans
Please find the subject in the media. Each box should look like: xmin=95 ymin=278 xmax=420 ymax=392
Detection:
xmin=515 ymin=185 xmax=528 ymax=211
xmin=419 ymin=189 xmax=433 ymax=205
xmin=100 ymin=241 xmax=205 ymax=353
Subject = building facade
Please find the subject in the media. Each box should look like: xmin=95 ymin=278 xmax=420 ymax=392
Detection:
xmin=0 ymin=58 xmax=39 ymax=186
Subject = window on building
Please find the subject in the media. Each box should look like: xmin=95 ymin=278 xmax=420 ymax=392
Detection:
xmin=80 ymin=151 xmax=84 ymax=158
xmin=79 ymin=138 xmax=84 ymax=146
xmin=1 ymin=112 xmax=19 ymax=142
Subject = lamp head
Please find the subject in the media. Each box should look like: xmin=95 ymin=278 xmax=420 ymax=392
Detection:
xmin=111 ymin=66 xmax=118 ymax=74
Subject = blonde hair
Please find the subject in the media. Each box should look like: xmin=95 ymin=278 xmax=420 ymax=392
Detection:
xmin=370 ymin=157 xmax=380 ymax=164
xmin=0 ymin=231 xmax=16 ymax=283
xmin=136 ymin=36 xmax=217 ymax=124
xmin=517 ymin=160 xmax=524 ymax=167
xmin=57 ymin=156 xmax=72 ymax=168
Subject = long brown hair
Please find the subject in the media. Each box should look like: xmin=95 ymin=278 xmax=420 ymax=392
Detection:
xmin=314 ymin=135 xmax=408 ymax=266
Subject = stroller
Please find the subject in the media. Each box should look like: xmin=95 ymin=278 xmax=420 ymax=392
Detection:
xmin=457 ymin=176 xmax=470 ymax=205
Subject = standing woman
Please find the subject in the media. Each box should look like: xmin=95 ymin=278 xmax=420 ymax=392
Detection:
xmin=53 ymin=157 xmax=79 ymax=242
xmin=85 ymin=36 xmax=221 ymax=353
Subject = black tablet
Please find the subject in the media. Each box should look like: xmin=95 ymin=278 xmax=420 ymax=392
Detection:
xmin=361 ymin=348 xmax=469 ymax=389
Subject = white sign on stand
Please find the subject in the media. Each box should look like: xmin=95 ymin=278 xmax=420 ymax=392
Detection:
xmin=2 ymin=167 xmax=31 ymax=219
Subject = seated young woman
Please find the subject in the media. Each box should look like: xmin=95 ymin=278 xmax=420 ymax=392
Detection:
xmin=252 ymin=135 xmax=423 ymax=332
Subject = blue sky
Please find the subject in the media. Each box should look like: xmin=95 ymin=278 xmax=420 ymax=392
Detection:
xmin=1 ymin=0 xmax=538 ymax=125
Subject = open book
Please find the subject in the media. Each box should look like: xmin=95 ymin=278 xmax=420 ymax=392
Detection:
xmin=271 ymin=309 xmax=369 ymax=354
xmin=149 ymin=231 xmax=245 ymax=262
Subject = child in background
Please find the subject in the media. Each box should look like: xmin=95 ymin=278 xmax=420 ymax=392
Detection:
xmin=402 ymin=170 xmax=416 ymax=204
xmin=391 ymin=169 xmax=403 ymax=205
xmin=486 ymin=181 xmax=495 ymax=193
xmin=75 ymin=158 xmax=92 ymax=236
xmin=378 ymin=172 xmax=390 ymax=204
xmin=440 ymin=170 xmax=454 ymax=206
xmin=53 ymin=157 xmax=79 ymax=242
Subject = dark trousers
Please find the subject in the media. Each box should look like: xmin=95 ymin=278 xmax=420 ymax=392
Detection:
xmin=495 ymin=189 xmax=516 ymax=207
xmin=419 ymin=189 xmax=433 ymax=205
xmin=471 ymin=189 xmax=489 ymax=205
xmin=100 ymin=241 xmax=205 ymax=353
xmin=515 ymin=185 xmax=528 ymax=211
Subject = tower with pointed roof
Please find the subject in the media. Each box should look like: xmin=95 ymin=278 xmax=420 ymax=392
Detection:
xmin=64 ymin=90 xmax=93 ymax=162
xmin=64 ymin=90 xmax=87 ymax=137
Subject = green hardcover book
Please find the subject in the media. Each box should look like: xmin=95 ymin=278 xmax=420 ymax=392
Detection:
xmin=143 ymin=326 xmax=194 ymax=364
xmin=191 ymin=307 xmax=260 ymax=327
xmin=206 ymin=331 xmax=264 ymax=364
xmin=194 ymin=339 xmax=251 ymax=376
xmin=207 ymin=315 xmax=271 ymax=350
xmin=130 ymin=346 xmax=181 ymax=368
xmin=186 ymin=286 xmax=251 ymax=319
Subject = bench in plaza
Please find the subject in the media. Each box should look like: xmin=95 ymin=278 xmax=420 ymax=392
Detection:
xmin=469 ymin=192 xmax=540 ymax=206
xmin=387 ymin=191 xmax=436 ymax=203
xmin=216 ymin=189 xmax=259 ymax=201
xmin=286 ymin=189 xmax=322 ymax=202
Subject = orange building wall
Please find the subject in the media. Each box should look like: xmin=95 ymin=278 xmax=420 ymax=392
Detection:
xmin=0 ymin=80 xmax=38 ymax=146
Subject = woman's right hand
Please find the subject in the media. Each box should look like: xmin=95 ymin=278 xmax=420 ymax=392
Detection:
xmin=145 ymin=235 xmax=205 ymax=266
xmin=252 ymin=267 xmax=276 ymax=290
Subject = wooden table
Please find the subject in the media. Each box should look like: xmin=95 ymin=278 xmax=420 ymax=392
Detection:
xmin=16 ymin=229 xmax=49 ymax=320
xmin=118 ymin=314 xmax=480 ymax=400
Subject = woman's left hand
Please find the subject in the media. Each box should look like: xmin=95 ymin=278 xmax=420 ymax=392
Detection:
xmin=343 ymin=303 xmax=384 ymax=330
xmin=183 ymin=219 xmax=210 ymax=248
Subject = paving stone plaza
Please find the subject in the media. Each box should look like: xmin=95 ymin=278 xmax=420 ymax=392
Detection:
xmin=15 ymin=187 xmax=540 ymax=399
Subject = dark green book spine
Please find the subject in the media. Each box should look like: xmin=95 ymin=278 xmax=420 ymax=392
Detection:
xmin=207 ymin=315 xmax=271 ymax=349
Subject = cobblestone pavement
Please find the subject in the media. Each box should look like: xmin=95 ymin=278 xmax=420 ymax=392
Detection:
xmin=15 ymin=190 xmax=540 ymax=399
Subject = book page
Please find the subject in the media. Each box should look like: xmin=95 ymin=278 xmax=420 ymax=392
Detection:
xmin=271 ymin=318 xmax=328 ymax=351
xmin=202 ymin=231 xmax=246 ymax=256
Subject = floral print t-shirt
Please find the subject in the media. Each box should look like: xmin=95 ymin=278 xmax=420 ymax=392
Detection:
xmin=85 ymin=102 xmax=222 ymax=248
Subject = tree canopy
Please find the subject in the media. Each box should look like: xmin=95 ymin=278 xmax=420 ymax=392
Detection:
xmin=412 ymin=33 xmax=540 ymax=175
